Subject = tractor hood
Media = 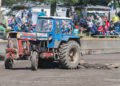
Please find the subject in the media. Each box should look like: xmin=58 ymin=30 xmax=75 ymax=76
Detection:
xmin=7 ymin=32 xmax=50 ymax=41
xmin=36 ymin=33 xmax=49 ymax=40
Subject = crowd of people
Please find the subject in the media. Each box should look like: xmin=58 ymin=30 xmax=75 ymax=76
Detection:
xmin=0 ymin=8 xmax=120 ymax=38
xmin=7 ymin=9 xmax=33 ymax=32
xmin=7 ymin=9 xmax=47 ymax=33
xmin=72 ymin=12 xmax=120 ymax=37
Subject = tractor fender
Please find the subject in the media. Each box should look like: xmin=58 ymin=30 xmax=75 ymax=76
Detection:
xmin=54 ymin=40 xmax=61 ymax=48
xmin=68 ymin=38 xmax=81 ymax=46
xmin=54 ymin=38 xmax=81 ymax=48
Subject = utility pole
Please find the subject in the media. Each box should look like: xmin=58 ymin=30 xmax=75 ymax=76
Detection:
xmin=0 ymin=0 xmax=2 ymax=23
xmin=113 ymin=0 xmax=117 ymax=9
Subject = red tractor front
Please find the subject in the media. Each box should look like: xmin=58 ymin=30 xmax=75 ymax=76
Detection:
xmin=5 ymin=32 xmax=31 ymax=69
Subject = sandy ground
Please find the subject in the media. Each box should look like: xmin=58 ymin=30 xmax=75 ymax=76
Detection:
xmin=0 ymin=54 xmax=120 ymax=86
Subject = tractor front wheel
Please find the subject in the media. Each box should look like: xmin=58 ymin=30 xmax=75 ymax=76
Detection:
xmin=31 ymin=51 xmax=38 ymax=70
xmin=5 ymin=58 xmax=13 ymax=69
xmin=59 ymin=41 xmax=80 ymax=69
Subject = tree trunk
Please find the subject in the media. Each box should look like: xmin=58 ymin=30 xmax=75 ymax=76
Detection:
xmin=50 ymin=2 xmax=56 ymax=16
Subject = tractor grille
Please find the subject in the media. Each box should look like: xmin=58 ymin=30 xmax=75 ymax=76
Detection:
xmin=9 ymin=39 xmax=18 ymax=49
xmin=39 ymin=41 xmax=48 ymax=52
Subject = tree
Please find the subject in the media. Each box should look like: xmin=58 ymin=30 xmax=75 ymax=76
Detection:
xmin=49 ymin=0 xmax=79 ymax=16
xmin=33 ymin=0 xmax=79 ymax=16
xmin=2 ymin=0 xmax=79 ymax=16
xmin=2 ymin=0 xmax=111 ymax=16
xmin=2 ymin=0 xmax=24 ymax=6
xmin=114 ymin=0 xmax=120 ymax=8
xmin=76 ymin=0 xmax=111 ymax=6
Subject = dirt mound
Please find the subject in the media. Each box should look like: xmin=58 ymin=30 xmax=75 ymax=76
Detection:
xmin=79 ymin=63 xmax=119 ymax=70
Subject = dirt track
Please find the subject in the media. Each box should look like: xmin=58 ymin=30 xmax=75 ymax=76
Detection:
xmin=0 ymin=54 xmax=120 ymax=86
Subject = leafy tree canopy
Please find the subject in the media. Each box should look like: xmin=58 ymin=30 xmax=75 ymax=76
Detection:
xmin=2 ymin=0 xmax=112 ymax=16
xmin=2 ymin=0 xmax=111 ymax=6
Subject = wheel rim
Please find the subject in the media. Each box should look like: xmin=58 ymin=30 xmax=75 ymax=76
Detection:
xmin=34 ymin=52 xmax=38 ymax=69
xmin=31 ymin=52 xmax=38 ymax=70
xmin=5 ymin=58 xmax=13 ymax=69
xmin=68 ymin=46 xmax=79 ymax=63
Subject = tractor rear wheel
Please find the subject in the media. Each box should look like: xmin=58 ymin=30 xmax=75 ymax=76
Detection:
xmin=5 ymin=58 xmax=13 ymax=69
xmin=31 ymin=51 xmax=38 ymax=70
xmin=59 ymin=41 xmax=80 ymax=69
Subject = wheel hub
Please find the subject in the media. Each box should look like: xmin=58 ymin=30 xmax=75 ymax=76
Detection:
xmin=69 ymin=47 xmax=77 ymax=62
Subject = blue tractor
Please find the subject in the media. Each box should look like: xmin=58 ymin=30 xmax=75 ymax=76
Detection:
xmin=30 ymin=16 xmax=82 ymax=70
xmin=5 ymin=16 xmax=82 ymax=70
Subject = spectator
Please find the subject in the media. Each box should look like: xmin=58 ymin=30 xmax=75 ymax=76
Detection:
xmin=38 ymin=9 xmax=45 ymax=17
xmin=22 ymin=15 xmax=28 ymax=24
xmin=27 ymin=9 xmax=32 ymax=22
xmin=96 ymin=16 xmax=102 ymax=27
xmin=74 ymin=22 xmax=80 ymax=29
xmin=100 ymin=16 xmax=105 ymax=26
xmin=8 ymin=16 xmax=14 ymax=25
xmin=8 ymin=18 xmax=16 ymax=29
xmin=112 ymin=13 xmax=120 ymax=33
xmin=112 ymin=13 xmax=119 ymax=24
xmin=45 ymin=11 xmax=47 ymax=16
xmin=87 ymin=18 xmax=93 ymax=33
xmin=106 ymin=19 xmax=111 ymax=29
xmin=80 ymin=16 xmax=87 ymax=28
xmin=69 ymin=8 xmax=73 ymax=17
xmin=21 ymin=9 xmax=28 ymax=18
xmin=0 ymin=23 xmax=6 ymax=33
xmin=66 ymin=8 xmax=70 ymax=17
xmin=8 ymin=18 xmax=20 ymax=31
xmin=90 ymin=24 xmax=99 ymax=36
xmin=73 ymin=13 xmax=78 ymax=24
xmin=90 ymin=15 xmax=95 ymax=23
xmin=15 ymin=15 xmax=22 ymax=25
xmin=97 ymin=16 xmax=107 ymax=35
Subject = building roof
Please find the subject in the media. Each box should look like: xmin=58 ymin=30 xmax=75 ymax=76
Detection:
xmin=38 ymin=16 xmax=72 ymax=20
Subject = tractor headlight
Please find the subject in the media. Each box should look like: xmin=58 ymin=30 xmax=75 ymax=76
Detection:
xmin=17 ymin=33 xmax=21 ymax=38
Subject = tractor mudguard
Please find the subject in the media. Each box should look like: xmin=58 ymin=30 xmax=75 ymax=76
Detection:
xmin=53 ymin=40 xmax=61 ymax=48
xmin=53 ymin=38 xmax=81 ymax=48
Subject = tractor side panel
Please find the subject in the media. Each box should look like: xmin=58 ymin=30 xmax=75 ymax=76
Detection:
xmin=18 ymin=40 xmax=30 ymax=57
